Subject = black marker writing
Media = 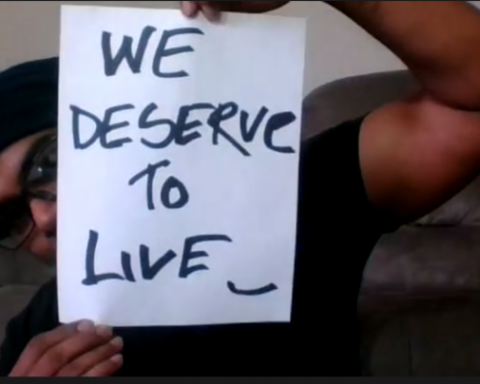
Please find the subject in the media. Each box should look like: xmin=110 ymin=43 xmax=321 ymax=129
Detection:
xmin=82 ymin=229 xmax=232 ymax=286
xmin=128 ymin=159 xmax=189 ymax=211
xmin=102 ymin=26 xmax=204 ymax=78
xmin=179 ymin=234 xmax=232 ymax=278
xmin=70 ymin=102 xmax=296 ymax=156
xmin=227 ymin=281 xmax=278 ymax=296
xmin=74 ymin=24 xmax=290 ymax=298
xmin=71 ymin=104 xmax=134 ymax=150
xmin=82 ymin=230 xmax=126 ymax=285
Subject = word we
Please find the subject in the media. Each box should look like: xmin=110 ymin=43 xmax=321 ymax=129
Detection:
xmin=102 ymin=26 xmax=204 ymax=78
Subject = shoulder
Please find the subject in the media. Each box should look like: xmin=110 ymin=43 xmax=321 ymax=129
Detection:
xmin=0 ymin=278 xmax=58 ymax=376
xmin=13 ymin=278 xmax=58 ymax=336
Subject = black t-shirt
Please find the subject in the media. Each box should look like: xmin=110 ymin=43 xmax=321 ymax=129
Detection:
xmin=0 ymin=116 xmax=399 ymax=376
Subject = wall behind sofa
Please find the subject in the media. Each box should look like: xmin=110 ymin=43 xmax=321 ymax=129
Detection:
xmin=0 ymin=0 xmax=409 ymax=96
xmin=1 ymin=1 xmax=480 ymax=95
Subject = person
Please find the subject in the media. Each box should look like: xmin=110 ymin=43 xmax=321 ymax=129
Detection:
xmin=1 ymin=0 xmax=480 ymax=377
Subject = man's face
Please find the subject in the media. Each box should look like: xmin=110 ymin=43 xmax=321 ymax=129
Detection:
xmin=0 ymin=130 xmax=57 ymax=262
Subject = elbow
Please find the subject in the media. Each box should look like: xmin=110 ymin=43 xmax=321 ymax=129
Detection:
xmin=421 ymin=61 xmax=480 ymax=111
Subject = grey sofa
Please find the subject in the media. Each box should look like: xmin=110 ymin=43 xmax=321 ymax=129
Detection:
xmin=1 ymin=69 xmax=480 ymax=375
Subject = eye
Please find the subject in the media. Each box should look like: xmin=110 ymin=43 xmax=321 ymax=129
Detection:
xmin=27 ymin=145 xmax=57 ymax=189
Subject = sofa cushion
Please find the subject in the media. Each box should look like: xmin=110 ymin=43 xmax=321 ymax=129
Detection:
xmin=360 ymin=298 xmax=480 ymax=376
xmin=361 ymin=226 xmax=480 ymax=302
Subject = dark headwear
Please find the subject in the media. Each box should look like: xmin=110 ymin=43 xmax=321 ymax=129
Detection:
xmin=0 ymin=57 xmax=59 ymax=153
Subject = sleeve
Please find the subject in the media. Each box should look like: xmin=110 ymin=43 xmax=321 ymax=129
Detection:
xmin=299 ymin=115 xmax=402 ymax=235
xmin=0 ymin=279 xmax=58 ymax=376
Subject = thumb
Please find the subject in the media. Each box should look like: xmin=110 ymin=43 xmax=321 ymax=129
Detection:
xmin=180 ymin=1 xmax=200 ymax=17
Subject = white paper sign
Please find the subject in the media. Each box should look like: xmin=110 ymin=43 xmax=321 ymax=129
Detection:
xmin=57 ymin=5 xmax=306 ymax=326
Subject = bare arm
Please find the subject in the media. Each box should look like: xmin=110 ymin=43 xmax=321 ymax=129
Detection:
xmin=328 ymin=1 xmax=480 ymax=110
xmin=327 ymin=1 xmax=480 ymax=222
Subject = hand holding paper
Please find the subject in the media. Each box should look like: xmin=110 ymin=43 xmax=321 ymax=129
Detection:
xmin=8 ymin=321 xmax=122 ymax=377
xmin=57 ymin=5 xmax=306 ymax=327
xmin=180 ymin=1 xmax=290 ymax=21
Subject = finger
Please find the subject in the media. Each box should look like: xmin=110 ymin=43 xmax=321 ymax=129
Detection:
xmin=9 ymin=321 xmax=84 ymax=377
xmin=29 ymin=323 xmax=114 ymax=377
xmin=180 ymin=1 xmax=200 ymax=18
xmin=198 ymin=1 xmax=221 ymax=22
xmin=56 ymin=336 xmax=123 ymax=377
xmin=83 ymin=355 xmax=123 ymax=377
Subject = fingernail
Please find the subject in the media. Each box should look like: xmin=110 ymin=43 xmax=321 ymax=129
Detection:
xmin=110 ymin=336 xmax=123 ymax=348
xmin=182 ymin=1 xmax=194 ymax=16
xmin=110 ymin=354 xmax=123 ymax=364
xmin=77 ymin=320 xmax=95 ymax=333
xmin=95 ymin=325 xmax=112 ymax=338
xmin=204 ymin=8 xmax=220 ymax=22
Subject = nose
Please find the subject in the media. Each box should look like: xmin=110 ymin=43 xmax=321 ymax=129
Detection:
xmin=29 ymin=198 xmax=56 ymax=235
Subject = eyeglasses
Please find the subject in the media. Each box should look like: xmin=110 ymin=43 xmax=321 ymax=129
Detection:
xmin=0 ymin=133 xmax=57 ymax=251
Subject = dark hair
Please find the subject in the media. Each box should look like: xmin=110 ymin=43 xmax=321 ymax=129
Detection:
xmin=0 ymin=57 xmax=59 ymax=153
